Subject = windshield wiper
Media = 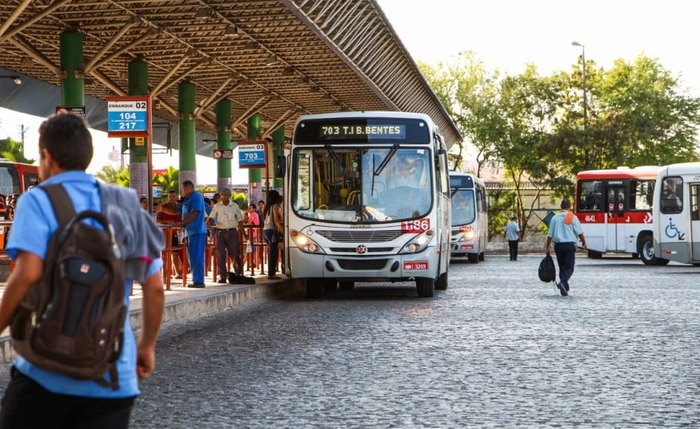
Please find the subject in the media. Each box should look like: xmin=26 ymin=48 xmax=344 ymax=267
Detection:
xmin=373 ymin=144 xmax=399 ymax=177
xmin=325 ymin=145 xmax=347 ymax=178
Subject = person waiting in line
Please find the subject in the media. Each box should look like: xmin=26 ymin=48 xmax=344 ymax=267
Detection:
xmin=244 ymin=203 xmax=261 ymax=268
xmin=545 ymin=199 xmax=588 ymax=296
xmin=156 ymin=190 xmax=183 ymax=279
xmin=158 ymin=181 xmax=207 ymax=288
xmin=262 ymin=190 xmax=284 ymax=279
xmin=206 ymin=189 xmax=243 ymax=283
xmin=140 ymin=196 xmax=148 ymax=211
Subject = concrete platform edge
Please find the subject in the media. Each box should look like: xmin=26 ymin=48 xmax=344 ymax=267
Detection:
xmin=0 ymin=278 xmax=305 ymax=363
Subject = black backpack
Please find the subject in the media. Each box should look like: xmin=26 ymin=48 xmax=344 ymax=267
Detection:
xmin=11 ymin=184 xmax=126 ymax=389
xmin=538 ymin=253 xmax=556 ymax=283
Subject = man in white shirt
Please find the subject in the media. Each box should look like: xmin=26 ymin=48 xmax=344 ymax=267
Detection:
xmin=504 ymin=216 xmax=521 ymax=261
xmin=207 ymin=189 xmax=243 ymax=282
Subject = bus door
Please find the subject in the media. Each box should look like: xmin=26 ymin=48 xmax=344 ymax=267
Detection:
xmin=606 ymin=185 xmax=625 ymax=251
xmin=690 ymin=183 xmax=700 ymax=261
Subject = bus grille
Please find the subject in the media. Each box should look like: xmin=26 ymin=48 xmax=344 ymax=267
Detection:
xmin=337 ymin=259 xmax=389 ymax=270
xmin=315 ymin=230 xmax=404 ymax=243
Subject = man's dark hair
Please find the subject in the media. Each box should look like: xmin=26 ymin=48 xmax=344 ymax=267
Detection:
xmin=561 ymin=199 xmax=571 ymax=209
xmin=38 ymin=113 xmax=93 ymax=170
xmin=182 ymin=180 xmax=194 ymax=189
xmin=168 ymin=190 xmax=176 ymax=195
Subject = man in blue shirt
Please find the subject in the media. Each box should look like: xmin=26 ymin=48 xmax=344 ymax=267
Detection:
xmin=545 ymin=199 xmax=588 ymax=296
xmin=177 ymin=180 xmax=207 ymax=288
xmin=504 ymin=216 xmax=521 ymax=261
xmin=0 ymin=113 xmax=165 ymax=428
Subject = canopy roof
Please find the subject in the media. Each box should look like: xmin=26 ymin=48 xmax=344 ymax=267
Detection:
xmin=0 ymin=0 xmax=461 ymax=147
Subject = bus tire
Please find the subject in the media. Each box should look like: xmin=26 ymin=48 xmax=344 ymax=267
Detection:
xmin=435 ymin=271 xmax=448 ymax=290
xmin=416 ymin=277 xmax=435 ymax=298
xmin=478 ymin=252 xmax=485 ymax=261
xmin=306 ymin=279 xmax=323 ymax=299
xmin=639 ymin=235 xmax=668 ymax=266
xmin=467 ymin=253 xmax=479 ymax=263
xmin=339 ymin=281 xmax=355 ymax=291
xmin=323 ymin=279 xmax=338 ymax=291
xmin=587 ymin=250 xmax=603 ymax=259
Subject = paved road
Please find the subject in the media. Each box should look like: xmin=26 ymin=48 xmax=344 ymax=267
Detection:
xmin=3 ymin=254 xmax=700 ymax=427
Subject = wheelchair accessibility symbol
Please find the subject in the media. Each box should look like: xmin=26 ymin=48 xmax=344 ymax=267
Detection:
xmin=665 ymin=218 xmax=686 ymax=240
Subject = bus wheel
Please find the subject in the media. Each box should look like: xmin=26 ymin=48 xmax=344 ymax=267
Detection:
xmin=467 ymin=253 xmax=479 ymax=263
xmin=435 ymin=271 xmax=448 ymax=291
xmin=306 ymin=279 xmax=323 ymax=299
xmin=323 ymin=279 xmax=338 ymax=291
xmin=639 ymin=235 xmax=669 ymax=266
xmin=416 ymin=277 xmax=435 ymax=297
xmin=587 ymin=250 xmax=603 ymax=259
xmin=339 ymin=281 xmax=355 ymax=291
xmin=478 ymin=252 xmax=485 ymax=261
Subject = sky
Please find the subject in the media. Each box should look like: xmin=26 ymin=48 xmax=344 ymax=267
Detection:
xmin=2 ymin=0 xmax=699 ymax=183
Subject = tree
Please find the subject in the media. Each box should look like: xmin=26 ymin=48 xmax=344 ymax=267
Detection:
xmin=419 ymin=52 xmax=503 ymax=175
xmin=96 ymin=165 xmax=129 ymax=187
xmin=0 ymin=137 xmax=34 ymax=164
xmin=152 ymin=166 xmax=179 ymax=194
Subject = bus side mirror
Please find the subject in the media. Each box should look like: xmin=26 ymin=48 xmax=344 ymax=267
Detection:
xmin=275 ymin=155 xmax=286 ymax=178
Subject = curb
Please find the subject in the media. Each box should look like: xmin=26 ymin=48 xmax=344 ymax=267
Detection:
xmin=0 ymin=278 xmax=305 ymax=362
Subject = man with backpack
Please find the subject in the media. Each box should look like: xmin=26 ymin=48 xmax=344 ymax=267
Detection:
xmin=0 ymin=113 xmax=165 ymax=428
xmin=545 ymin=199 xmax=588 ymax=296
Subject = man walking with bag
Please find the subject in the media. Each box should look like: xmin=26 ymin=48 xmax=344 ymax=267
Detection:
xmin=0 ymin=113 xmax=165 ymax=428
xmin=545 ymin=199 xmax=587 ymax=296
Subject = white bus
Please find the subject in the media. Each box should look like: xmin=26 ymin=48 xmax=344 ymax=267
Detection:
xmin=653 ymin=162 xmax=700 ymax=264
xmin=449 ymin=172 xmax=488 ymax=262
xmin=283 ymin=111 xmax=452 ymax=298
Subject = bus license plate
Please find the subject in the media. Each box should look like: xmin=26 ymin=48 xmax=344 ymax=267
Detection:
xmin=404 ymin=261 xmax=428 ymax=270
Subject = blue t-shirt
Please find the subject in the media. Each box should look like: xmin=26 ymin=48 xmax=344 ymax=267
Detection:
xmin=6 ymin=171 xmax=162 ymax=398
xmin=180 ymin=191 xmax=207 ymax=237
xmin=547 ymin=210 xmax=583 ymax=244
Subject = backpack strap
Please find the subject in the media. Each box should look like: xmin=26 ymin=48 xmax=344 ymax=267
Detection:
xmin=42 ymin=184 xmax=76 ymax=227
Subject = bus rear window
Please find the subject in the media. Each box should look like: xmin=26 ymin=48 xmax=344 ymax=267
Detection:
xmin=578 ymin=180 xmax=603 ymax=212
xmin=0 ymin=167 xmax=21 ymax=196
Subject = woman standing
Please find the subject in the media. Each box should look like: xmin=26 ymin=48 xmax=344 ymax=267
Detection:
xmin=262 ymin=190 xmax=283 ymax=279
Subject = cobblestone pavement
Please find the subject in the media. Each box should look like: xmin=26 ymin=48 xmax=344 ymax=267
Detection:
xmin=2 ymin=254 xmax=700 ymax=428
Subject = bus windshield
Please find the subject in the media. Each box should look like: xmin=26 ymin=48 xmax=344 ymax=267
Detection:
xmin=292 ymin=146 xmax=432 ymax=223
xmin=451 ymin=189 xmax=475 ymax=226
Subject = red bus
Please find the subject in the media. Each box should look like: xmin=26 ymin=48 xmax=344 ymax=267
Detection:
xmin=575 ymin=166 xmax=667 ymax=265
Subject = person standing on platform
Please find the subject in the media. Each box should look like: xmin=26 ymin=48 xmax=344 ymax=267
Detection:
xmin=504 ymin=216 xmax=521 ymax=261
xmin=207 ymin=189 xmax=243 ymax=283
xmin=160 ymin=180 xmax=207 ymax=288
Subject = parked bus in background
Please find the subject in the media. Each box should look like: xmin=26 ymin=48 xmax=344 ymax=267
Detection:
xmin=575 ymin=166 xmax=668 ymax=265
xmin=449 ymin=172 xmax=488 ymax=263
xmin=283 ymin=111 xmax=452 ymax=298
xmin=653 ymin=162 xmax=700 ymax=265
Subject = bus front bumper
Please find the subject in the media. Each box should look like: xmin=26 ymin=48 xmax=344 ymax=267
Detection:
xmin=288 ymin=247 xmax=440 ymax=280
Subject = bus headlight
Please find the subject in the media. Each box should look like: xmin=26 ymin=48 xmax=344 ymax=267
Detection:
xmin=399 ymin=230 xmax=433 ymax=254
xmin=290 ymin=230 xmax=325 ymax=254
xmin=461 ymin=230 xmax=476 ymax=241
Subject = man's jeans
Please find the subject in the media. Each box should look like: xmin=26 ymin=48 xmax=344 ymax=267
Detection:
xmin=554 ymin=242 xmax=577 ymax=290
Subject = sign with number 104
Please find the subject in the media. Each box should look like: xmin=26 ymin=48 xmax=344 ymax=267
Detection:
xmin=106 ymin=96 xmax=151 ymax=138
xmin=238 ymin=143 xmax=266 ymax=168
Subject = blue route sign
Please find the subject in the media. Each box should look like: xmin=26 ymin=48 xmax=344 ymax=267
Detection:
xmin=238 ymin=142 xmax=266 ymax=168
xmin=106 ymin=96 xmax=151 ymax=137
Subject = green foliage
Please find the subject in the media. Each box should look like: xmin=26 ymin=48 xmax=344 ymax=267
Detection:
xmin=152 ymin=166 xmax=179 ymax=194
xmin=487 ymin=188 xmax=516 ymax=239
xmin=95 ymin=165 xmax=129 ymax=187
xmin=0 ymin=138 xmax=35 ymax=164
xmin=232 ymin=192 xmax=247 ymax=209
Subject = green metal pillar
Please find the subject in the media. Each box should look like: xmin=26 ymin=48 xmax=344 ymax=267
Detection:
xmin=60 ymin=31 xmax=84 ymax=107
xmin=128 ymin=58 xmax=149 ymax=197
xmin=247 ymin=114 xmax=263 ymax=204
xmin=179 ymin=82 xmax=197 ymax=186
xmin=216 ymin=100 xmax=233 ymax=193
xmin=272 ymin=126 xmax=285 ymax=193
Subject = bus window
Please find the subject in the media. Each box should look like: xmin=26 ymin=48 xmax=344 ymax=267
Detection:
xmin=660 ymin=177 xmax=683 ymax=214
xmin=578 ymin=180 xmax=603 ymax=211
xmin=691 ymin=184 xmax=700 ymax=221
xmin=630 ymin=180 xmax=654 ymax=211
xmin=0 ymin=166 xmax=21 ymax=196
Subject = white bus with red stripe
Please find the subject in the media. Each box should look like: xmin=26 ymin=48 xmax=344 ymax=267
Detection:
xmin=575 ymin=166 xmax=668 ymax=265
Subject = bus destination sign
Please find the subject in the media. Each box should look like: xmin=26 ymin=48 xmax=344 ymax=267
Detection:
xmin=320 ymin=124 xmax=406 ymax=140
xmin=106 ymin=96 xmax=151 ymax=138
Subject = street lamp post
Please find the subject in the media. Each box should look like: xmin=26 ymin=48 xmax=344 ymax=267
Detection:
xmin=572 ymin=41 xmax=588 ymax=166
